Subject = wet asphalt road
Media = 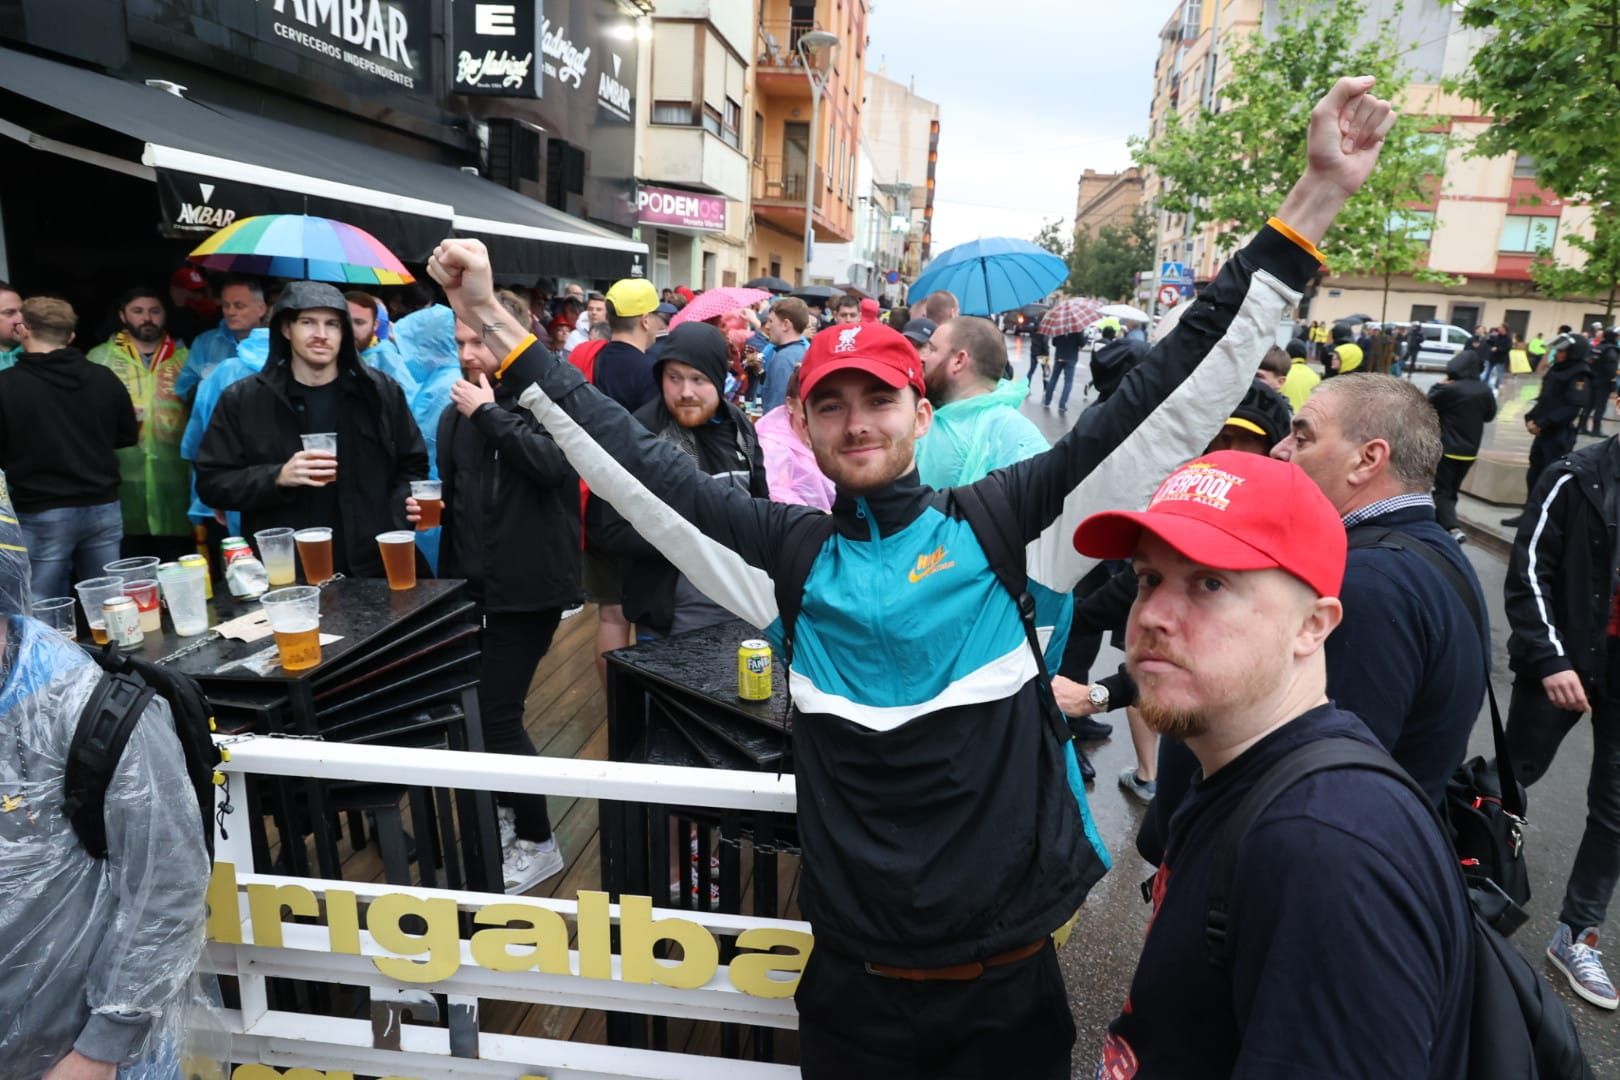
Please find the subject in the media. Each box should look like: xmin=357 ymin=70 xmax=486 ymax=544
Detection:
xmin=1002 ymin=353 xmax=1619 ymax=1074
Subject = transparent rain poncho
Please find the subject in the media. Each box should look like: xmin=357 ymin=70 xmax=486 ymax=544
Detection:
xmin=0 ymin=469 xmax=222 ymax=1079
xmin=399 ymin=304 xmax=459 ymax=573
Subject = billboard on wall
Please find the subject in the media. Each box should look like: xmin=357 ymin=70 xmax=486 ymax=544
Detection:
xmin=453 ymin=0 xmax=539 ymax=96
xmin=637 ymin=185 xmax=726 ymax=233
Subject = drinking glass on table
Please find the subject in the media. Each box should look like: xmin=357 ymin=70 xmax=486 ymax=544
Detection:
xmin=254 ymin=527 xmax=297 ymax=587
xmin=157 ymin=561 xmax=209 ymax=637
xmin=375 ymin=531 xmax=417 ymax=590
xmin=34 ymin=596 xmax=77 ymax=640
xmin=74 ymin=577 xmax=126 ymax=644
xmin=260 ymin=585 xmax=322 ymax=671
xmin=104 ymin=556 xmax=160 ymax=583
xmin=124 ymin=578 xmax=162 ymax=634
xmin=294 ymin=527 xmax=334 ymax=585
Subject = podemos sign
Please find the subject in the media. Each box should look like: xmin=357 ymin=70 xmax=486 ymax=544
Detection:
xmin=636 ymin=185 xmax=727 ymax=232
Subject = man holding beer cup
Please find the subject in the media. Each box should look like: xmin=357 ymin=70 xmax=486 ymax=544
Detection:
xmin=195 ymin=281 xmax=427 ymax=580
xmin=406 ymin=303 xmax=581 ymax=892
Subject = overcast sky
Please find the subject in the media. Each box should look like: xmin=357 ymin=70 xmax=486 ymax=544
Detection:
xmin=866 ymin=2 xmax=1169 ymax=252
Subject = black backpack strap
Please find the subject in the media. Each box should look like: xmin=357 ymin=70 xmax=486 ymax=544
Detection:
xmin=62 ymin=652 xmax=156 ymax=859
xmin=1206 ymin=737 xmax=1436 ymax=967
xmin=953 ymin=478 xmax=1071 ymax=746
xmin=1346 ymin=526 xmax=1522 ymax=818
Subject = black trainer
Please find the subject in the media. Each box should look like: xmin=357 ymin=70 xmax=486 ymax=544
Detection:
xmin=1070 ymin=715 xmax=1114 ymax=742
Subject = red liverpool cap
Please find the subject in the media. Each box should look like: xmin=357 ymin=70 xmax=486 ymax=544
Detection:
xmin=1073 ymin=451 xmax=1347 ymax=598
xmin=798 ymin=322 xmax=928 ymax=400
xmin=171 ymin=266 xmax=207 ymax=291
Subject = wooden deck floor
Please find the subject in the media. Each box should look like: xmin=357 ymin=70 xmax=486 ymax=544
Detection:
xmin=297 ymin=604 xmax=801 ymax=1063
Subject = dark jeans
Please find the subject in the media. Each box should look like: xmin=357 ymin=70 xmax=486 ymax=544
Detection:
xmin=1506 ymin=669 xmax=1620 ymax=930
xmin=1432 ymin=456 xmax=1474 ymax=531
xmin=480 ymin=608 xmax=564 ymax=843
xmin=17 ymin=500 xmax=123 ymax=601
xmin=1043 ymin=353 xmax=1078 ymax=409
xmin=795 ymin=942 xmax=1074 ymax=1080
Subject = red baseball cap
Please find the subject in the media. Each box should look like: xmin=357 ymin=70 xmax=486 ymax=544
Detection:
xmin=1072 ymin=451 xmax=1347 ymax=598
xmin=798 ymin=321 xmax=928 ymax=400
xmin=171 ymin=266 xmax=207 ymax=291
xmin=859 ymin=297 xmax=880 ymax=322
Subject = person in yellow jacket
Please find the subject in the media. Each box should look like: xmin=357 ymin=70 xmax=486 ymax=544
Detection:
xmin=87 ymin=287 xmax=193 ymax=554
xmin=1280 ymin=339 xmax=1321 ymax=410
xmin=1327 ymin=322 xmax=1364 ymax=376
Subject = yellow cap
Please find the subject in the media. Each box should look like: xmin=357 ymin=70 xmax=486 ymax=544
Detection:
xmin=605 ymin=277 xmax=659 ymax=318
xmin=1224 ymin=417 xmax=1268 ymax=437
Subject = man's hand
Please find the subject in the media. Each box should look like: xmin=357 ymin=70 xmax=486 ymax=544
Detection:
xmin=450 ymin=372 xmax=496 ymax=418
xmin=1051 ymin=676 xmax=1099 ymax=718
xmin=1543 ymin=670 xmax=1590 ymax=713
xmin=426 ymin=238 xmax=496 ymax=313
xmin=277 ymin=449 xmax=337 ymax=488
xmin=1275 ymin=76 xmax=1398 ymax=247
xmin=405 ymin=496 xmax=421 ymax=525
xmin=1526 ymin=419 xmax=1542 ymax=436
xmin=42 ymin=1050 xmax=116 ymax=1080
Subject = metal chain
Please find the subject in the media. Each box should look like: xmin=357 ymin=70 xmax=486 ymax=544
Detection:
xmin=712 ymin=833 xmax=802 ymax=857
xmin=213 ymin=731 xmax=325 ymax=748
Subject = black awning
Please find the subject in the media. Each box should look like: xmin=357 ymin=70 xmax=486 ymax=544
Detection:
xmin=0 ymin=45 xmax=645 ymax=279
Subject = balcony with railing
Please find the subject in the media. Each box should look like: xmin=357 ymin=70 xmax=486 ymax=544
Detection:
xmin=752 ymin=157 xmax=851 ymax=242
xmin=755 ymin=18 xmax=822 ymax=98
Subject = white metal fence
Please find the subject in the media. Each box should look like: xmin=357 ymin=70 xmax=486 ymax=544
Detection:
xmin=209 ymin=735 xmax=805 ymax=1080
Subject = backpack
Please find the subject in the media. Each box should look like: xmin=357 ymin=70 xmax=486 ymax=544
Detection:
xmin=1205 ymin=736 xmax=1590 ymax=1080
xmin=774 ymin=477 xmax=1074 ymax=755
xmin=1347 ymin=526 xmax=1531 ymax=929
xmin=61 ymin=643 xmax=227 ymax=861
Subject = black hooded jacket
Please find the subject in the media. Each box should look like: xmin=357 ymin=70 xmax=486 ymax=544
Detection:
xmin=1526 ymin=337 xmax=1592 ymax=438
xmin=1427 ymin=350 xmax=1497 ymax=458
xmin=195 ymin=282 xmax=428 ymax=578
xmin=0 ymin=346 xmax=138 ymax=511
xmin=594 ymin=323 xmax=767 ymax=634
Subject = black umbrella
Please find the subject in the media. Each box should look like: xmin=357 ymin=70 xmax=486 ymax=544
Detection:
xmin=1020 ymin=302 xmax=1052 ymax=319
xmin=746 ymin=275 xmax=793 ymax=293
xmin=1334 ymin=313 xmax=1376 ymax=326
xmin=793 ymin=285 xmax=844 ymax=301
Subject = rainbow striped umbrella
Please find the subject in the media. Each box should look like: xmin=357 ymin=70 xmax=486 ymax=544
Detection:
xmin=188 ymin=214 xmax=415 ymax=285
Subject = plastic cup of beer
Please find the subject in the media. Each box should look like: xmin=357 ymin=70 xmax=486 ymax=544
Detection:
xmin=157 ymin=562 xmax=209 ymax=637
xmin=74 ymin=576 xmax=125 ymax=644
xmin=124 ymin=578 xmax=162 ymax=634
xmin=254 ymin=527 xmax=298 ymax=587
xmin=294 ymin=527 xmax=334 ymax=585
xmin=301 ymin=432 xmax=338 ymax=455
xmin=103 ymin=556 xmax=160 ymax=584
xmin=410 ymin=480 xmax=442 ymax=531
xmin=34 ymin=596 xmax=77 ymax=640
xmin=376 ymin=531 xmax=417 ymax=590
xmin=261 ymin=585 xmax=322 ymax=671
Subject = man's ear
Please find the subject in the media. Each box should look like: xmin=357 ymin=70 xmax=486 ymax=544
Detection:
xmin=913 ymin=393 xmax=934 ymax=439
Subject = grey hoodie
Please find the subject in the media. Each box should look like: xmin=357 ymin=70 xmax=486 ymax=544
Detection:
xmin=0 ymin=617 xmax=208 ymax=1076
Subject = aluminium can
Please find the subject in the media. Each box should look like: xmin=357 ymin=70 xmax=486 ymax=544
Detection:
xmin=102 ymin=596 xmax=144 ymax=647
xmin=738 ymin=639 xmax=773 ymax=701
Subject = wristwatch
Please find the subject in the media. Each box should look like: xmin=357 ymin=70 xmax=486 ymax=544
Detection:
xmin=1088 ymin=683 xmax=1110 ymax=712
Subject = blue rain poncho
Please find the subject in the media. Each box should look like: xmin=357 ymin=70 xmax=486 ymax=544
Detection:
xmin=179 ymin=327 xmax=270 ymax=531
xmin=396 ymin=305 xmax=458 ymax=572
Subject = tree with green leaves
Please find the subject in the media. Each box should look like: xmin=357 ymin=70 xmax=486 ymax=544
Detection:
xmin=1071 ymin=209 xmax=1156 ymax=300
xmin=1451 ymin=0 xmax=1620 ymax=316
xmin=1132 ymin=0 xmax=1455 ymax=317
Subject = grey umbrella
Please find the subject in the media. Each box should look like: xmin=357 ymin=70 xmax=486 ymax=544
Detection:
xmin=745 ymin=275 xmax=793 ymax=293
xmin=793 ymin=285 xmax=844 ymax=301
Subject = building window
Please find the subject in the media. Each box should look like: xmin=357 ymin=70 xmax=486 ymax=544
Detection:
xmin=1512 ymin=153 xmax=1537 ymax=180
xmin=1409 ymin=304 xmax=1437 ymax=323
xmin=1387 ymin=209 xmax=1435 ymax=242
xmin=702 ymin=103 xmax=723 ymax=138
xmin=1499 ymin=214 xmax=1557 ymax=253
xmin=723 ymin=98 xmax=742 ymax=149
xmin=753 ymin=111 xmax=765 ymax=164
xmin=653 ymin=100 xmax=696 ymax=126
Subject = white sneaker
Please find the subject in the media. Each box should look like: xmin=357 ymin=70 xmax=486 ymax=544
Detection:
xmin=503 ymin=836 xmax=565 ymax=894
xmin=497 ymin=806 xmax=516 ymax=850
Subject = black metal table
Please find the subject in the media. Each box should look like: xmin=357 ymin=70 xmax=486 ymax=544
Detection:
xmin=130 ymin=577 xmax=499 ymax=892
xmin=602 ymin=619 xmax=799 ymax=1060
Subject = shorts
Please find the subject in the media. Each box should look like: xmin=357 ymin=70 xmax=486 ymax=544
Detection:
xmin=582 ymin=546 xmax=622 ymax=605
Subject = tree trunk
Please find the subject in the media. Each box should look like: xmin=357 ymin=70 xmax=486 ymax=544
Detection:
xmin=1607 ymin=281 xmax=1617 ymax=321
xmin=1381 ymin=268 xmax=1392 ymax=323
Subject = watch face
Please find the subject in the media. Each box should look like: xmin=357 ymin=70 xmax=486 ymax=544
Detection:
xmin=1089 ymin=685 xmax=1108 ymax=706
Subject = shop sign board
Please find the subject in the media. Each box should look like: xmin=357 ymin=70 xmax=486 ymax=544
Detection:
xmin=454 ymin=0 xmax=539 ymax=96
xmin=636 ymin=185 xmax=726 ymax=232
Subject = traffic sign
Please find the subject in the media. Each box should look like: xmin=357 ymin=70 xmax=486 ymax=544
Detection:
xmin=1158 ymin=285 xmax=1182 ymax=308
xmin=1160 ymin=261 xmax=1191 ymax=286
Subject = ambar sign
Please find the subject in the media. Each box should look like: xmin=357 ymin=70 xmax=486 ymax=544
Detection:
xmin=637 ymin=185 xmax=727 ymax=233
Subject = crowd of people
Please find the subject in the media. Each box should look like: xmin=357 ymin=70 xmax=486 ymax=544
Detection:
xmin=0 ymin=75 xmax=1607 ymax=1079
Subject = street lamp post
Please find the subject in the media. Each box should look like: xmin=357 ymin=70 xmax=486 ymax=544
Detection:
xmin=796 ymin=30 xmax=839 ymax=286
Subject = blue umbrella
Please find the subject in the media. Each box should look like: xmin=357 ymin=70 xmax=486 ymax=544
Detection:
xmin=908 ymin=238 xmax=1068 ymax=316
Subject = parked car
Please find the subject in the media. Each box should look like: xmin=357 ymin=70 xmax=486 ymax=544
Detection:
xmin=1400 ymin=322 xmax=1474 ymax=371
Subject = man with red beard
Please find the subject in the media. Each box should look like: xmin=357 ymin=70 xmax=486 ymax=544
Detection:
xmin=1078 ymin=452 xmax=1471 ymax=1078
xmin=430 ymin=77 xmax=1400 ymax=1080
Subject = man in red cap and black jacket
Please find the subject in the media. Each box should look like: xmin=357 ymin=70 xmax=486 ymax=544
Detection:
xmin=427 ymin=78 xmax=1398 ymax=1078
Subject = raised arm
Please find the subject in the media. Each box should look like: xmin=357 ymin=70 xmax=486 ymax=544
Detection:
xmin=425 ymin=246 xmax=815 ymax=631
xmin=995 ymin=77 xmax=1396 ymax=595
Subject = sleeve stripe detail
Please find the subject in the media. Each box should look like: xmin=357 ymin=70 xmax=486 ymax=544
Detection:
xmin=1526 ymin=473 xmax=1573 ymax=659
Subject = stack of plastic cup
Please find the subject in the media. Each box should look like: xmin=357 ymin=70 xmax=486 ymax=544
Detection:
xmin=157 ymin=561 xmax=210 ymax=637
xmin=261 ymin=585 xmax=323 ymax=671
xmin=104 ymin=556 xmax=160 ymax=583
xmin=123 ymin=579 xmax=162 ymax=634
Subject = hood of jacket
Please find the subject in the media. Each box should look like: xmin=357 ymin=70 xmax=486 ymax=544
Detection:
xmin=266 ymin=281 xmax=363 ymax=373
xmin=653 ymin=322 xmax=730 ymax=389
xmin=393 ymin=304 xmax=457 ymax=374
xmin=1446 ymin=348 xmax=1482 ymax=380
xmin=14 ymin=346 xmax=100 ymax=392
xmin=235 ymin=326 xmax=272 ymax=371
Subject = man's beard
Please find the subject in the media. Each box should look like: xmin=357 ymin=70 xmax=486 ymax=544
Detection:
xmin=127 ymin=322 xmax=163 ymax=345
xmin=923 ymin=364 xmax=954 ymax=405
xmin=1137 ymin=700 xmax=1209 ymax=740
xmin=670 ymin=397 xmax=718 ymax=427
